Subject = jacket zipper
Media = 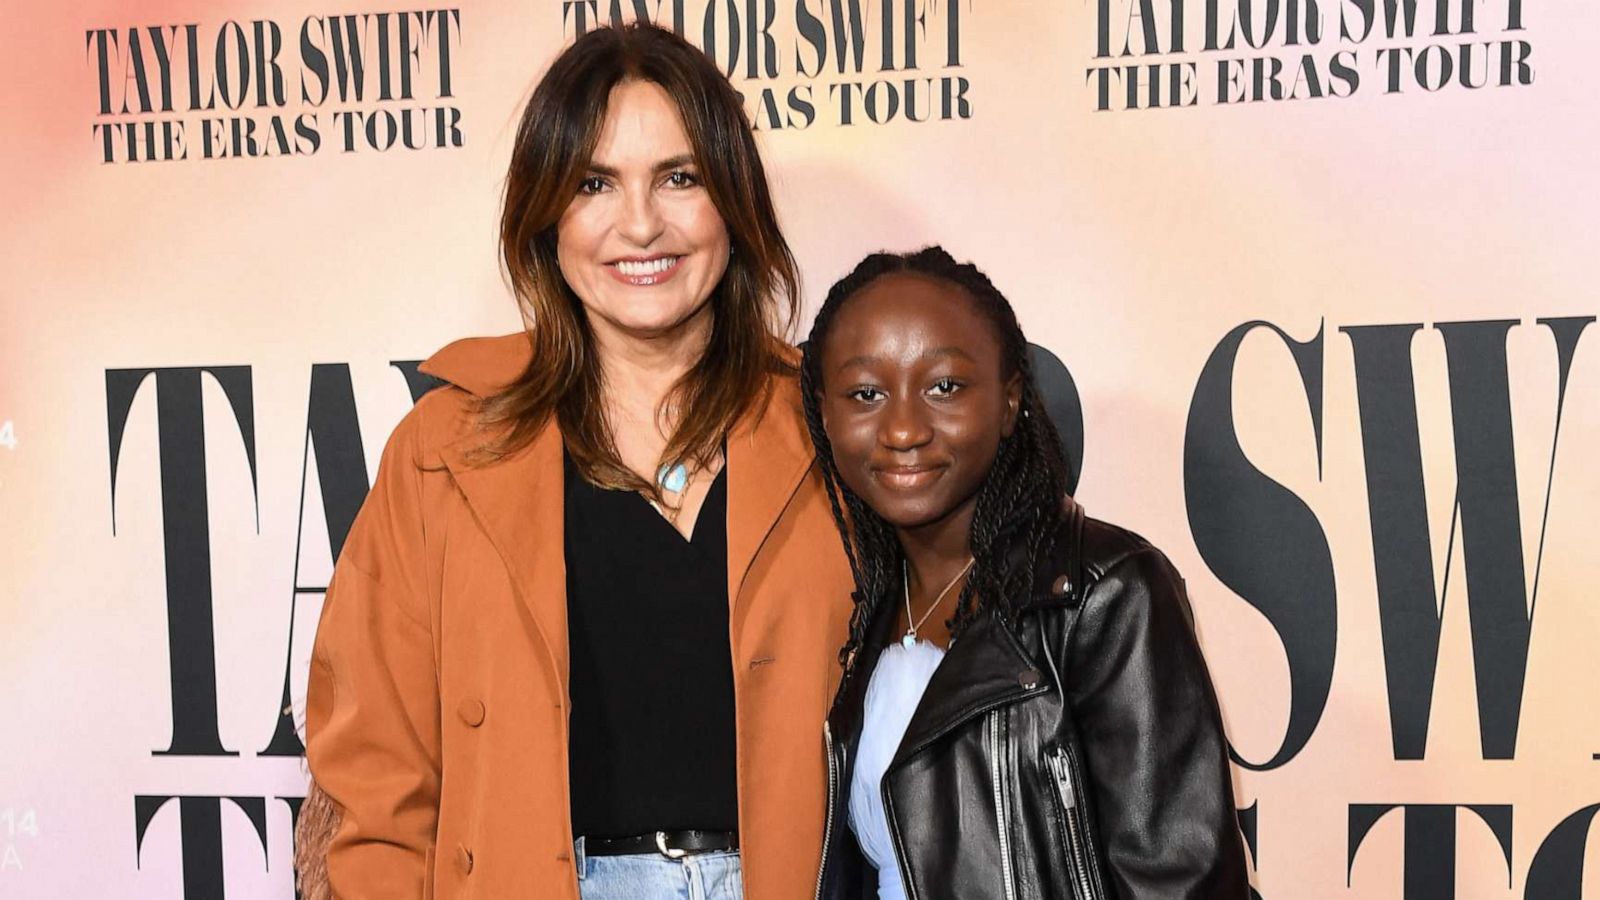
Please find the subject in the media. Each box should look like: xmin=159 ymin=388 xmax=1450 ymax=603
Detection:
xmin=987 ymin=711 xmax=1019 ymax=900
xmin=1047 ymin=747 xmax=1097 ymax=899
xmin=815 ymin=722 xmax=838 ymax=900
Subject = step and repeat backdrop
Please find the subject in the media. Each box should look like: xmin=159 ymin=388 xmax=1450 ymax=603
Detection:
xmin=2 ymin=0 xmax=1596 ymax=897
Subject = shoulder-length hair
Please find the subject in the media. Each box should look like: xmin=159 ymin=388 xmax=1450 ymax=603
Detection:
xmin=489 ymin=23 xmax=799 ymax=492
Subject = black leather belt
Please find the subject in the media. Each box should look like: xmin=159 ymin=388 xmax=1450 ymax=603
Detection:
xmin=583 ymin=829 xmax=740 ymax=858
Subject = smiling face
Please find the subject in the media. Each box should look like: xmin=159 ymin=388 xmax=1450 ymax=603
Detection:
xmin=555 ymin=79 xmax=731 ymax=344
xmin=819 ymin=272 xmax=1022 ymax=537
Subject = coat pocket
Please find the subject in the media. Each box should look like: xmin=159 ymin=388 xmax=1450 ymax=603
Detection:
xmin=1045 ymin=746 xmax=1102 ymax=900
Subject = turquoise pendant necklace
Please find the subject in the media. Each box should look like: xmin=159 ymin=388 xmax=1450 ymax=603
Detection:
xmin=657 ymin=461 xmax=689 ymax=493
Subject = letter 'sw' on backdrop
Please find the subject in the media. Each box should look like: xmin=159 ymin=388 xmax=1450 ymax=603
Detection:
xmin=1 ymin=1 xmax=1595 ymax=897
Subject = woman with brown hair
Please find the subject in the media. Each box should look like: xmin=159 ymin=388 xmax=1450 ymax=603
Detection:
xmin=295 ymin=23 xmax=853 ymax=900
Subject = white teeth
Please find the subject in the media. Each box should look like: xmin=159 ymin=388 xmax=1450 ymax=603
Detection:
xmin=615 ymin=257 xmax=677 ymax=276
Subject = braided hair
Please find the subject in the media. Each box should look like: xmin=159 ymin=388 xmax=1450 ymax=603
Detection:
xmin=801 ymin=246 xmax=1072 ymax=671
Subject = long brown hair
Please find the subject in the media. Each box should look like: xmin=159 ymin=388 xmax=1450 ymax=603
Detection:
xmin=489 ymin=23 xmax=799 ymax=494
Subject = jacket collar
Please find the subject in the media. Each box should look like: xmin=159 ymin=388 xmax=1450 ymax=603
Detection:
xmin=891 ymin=496 xmax=1086 ymax=762
xmin=1018 ymin=493 xmax=1088 ymax=612
xmin=419 ymin=334 xmax=815 ymax=692
xmin=827 ymin=597 xmax=1053 ymax=773
xmin=889 ymin=606 xmax=1052 ymax=768
xmin=826 ymin=495 xmax=1088 ymax=769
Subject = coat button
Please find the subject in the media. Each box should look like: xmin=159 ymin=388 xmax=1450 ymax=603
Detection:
xmin=1051 ymin=574 xmax=1072 ymax=597
xmin=1018 ymin=668 xmax=1041 ymax=689
xmin=457 ymin=699 xmax=486 ymax=727
xmin=455 ymin=843 xmax=474 ymax=874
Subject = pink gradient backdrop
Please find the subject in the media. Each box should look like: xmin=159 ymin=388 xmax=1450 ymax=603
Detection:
xmin=2 ymin=1 xmax=1596 ymax=897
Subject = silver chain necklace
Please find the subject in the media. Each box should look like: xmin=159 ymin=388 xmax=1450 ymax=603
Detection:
xmin=901 ymin=557 xmax=975 ymax=648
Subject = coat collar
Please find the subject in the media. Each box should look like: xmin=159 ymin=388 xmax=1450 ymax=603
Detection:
xmin=418 ymin=334 xmax=816 ymax=692
xmin=826 ymin=495 xmax=1088 ymax=771
xmin=888 ymin=497 xmax=1086 ymax=762
xmin=827 ymin=598 xmax=1053 ymax=775
xmin=723 ymin=373 xmax=816 ymax=603
xmin=889 ymin=606 xmax=1052 ymax=769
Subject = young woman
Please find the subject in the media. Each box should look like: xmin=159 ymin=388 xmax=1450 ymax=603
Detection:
xmin=296 ymin=24 xmax=854 ymax=900
xmin=802 ymin=247 xmax=1249 ymax=899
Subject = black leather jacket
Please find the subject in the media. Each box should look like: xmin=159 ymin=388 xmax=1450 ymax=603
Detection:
xmin=815 ymin=498 xmax=1250 ymax=900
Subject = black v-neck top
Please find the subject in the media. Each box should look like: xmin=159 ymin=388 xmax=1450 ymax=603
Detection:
xmin=562 ymin=453 xmax=738 ymax=837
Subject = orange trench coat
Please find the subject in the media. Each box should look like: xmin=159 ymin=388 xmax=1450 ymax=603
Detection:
xmin=304 ymin=334 xmax=855 ymax=898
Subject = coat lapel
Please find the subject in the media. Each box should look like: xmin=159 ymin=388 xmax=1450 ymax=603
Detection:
xmin=725 ymin=375 xmax=817 ymax=607
xmin=438 ymin=421 xmax=570 ymax=694
xmin=890 ymin=608 xmax=1051 ymax=768
xmin=424 ymin=351 xmax=818 ymax=693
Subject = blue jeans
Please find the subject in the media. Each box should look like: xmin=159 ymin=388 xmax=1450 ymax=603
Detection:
xmin=574 ymin=837 xmax=744 ymax=900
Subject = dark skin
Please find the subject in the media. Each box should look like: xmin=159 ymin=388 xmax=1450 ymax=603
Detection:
xmin=818 ymin=272 xmax=1022 ymax=647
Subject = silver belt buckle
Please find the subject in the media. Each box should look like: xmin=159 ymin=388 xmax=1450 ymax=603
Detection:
xmin=655 ymin=831 xmax=688 ymax=859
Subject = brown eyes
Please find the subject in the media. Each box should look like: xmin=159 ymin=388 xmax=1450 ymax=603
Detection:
xmin=577 ymin=171 xmax=698 ymax=195
xmin=846 ymin=380 xmax=964 ymax=404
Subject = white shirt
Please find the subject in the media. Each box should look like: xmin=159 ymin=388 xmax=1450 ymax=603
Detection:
xmin=847 ymin=638 xmax=947 ymax=900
